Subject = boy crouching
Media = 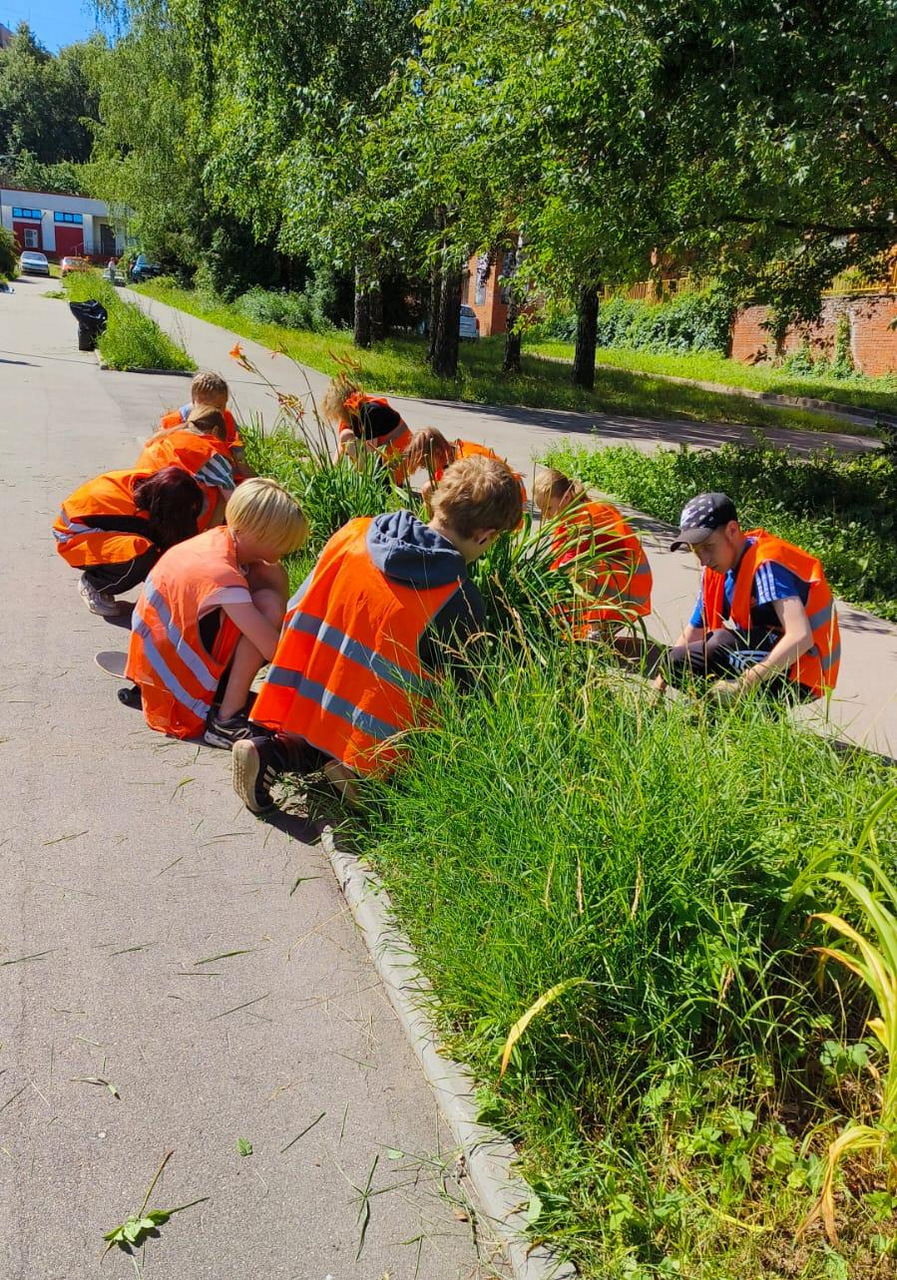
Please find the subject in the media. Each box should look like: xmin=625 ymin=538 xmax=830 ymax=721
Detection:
xmin=232 ymin=455 xmax=522 ymax=813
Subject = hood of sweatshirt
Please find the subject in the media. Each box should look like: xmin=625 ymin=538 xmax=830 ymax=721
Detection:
xmin=366 ymin=510 xmax=466 ymax=589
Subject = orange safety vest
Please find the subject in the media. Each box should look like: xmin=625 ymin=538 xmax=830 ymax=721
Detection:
xmin=251 ymin=517 xmax=461 ymax=775
xmin=550 ymin=500 xmax=652 ymax=635
xmin=54 ymin=469 xmax=154 ymax=568
xmin=435 ymin=439 xmax=528 ymax=505
xmin=160 ymin=405 xmax=242 ymax=450
xmin=343 ymin=393 xmax=412 ymax=481
xmin=125 ymin=525 xmax=244 ymax=738
xmin=135 ymin=429 xmax=236 ymax=530
xmin=700 ymin=528 xmax=840 ymax=697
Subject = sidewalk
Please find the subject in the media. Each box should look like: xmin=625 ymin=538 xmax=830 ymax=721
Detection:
xmin=0 ymin=279 xmax=501 ymax=1279
xmin=130 ymin=286 xmax=897 ymax=758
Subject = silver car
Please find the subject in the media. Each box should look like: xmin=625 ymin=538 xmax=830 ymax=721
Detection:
xmin=459 ymin=304 xmax=480 ymax=341
xmin=19 ymin=251 xmax=50 ymax=276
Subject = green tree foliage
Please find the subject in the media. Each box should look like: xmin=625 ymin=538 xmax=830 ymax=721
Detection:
xmin=0 ymin=225 xmax=18 ymax=278
xmin=0 ymin=25 xmax=99 ymax=165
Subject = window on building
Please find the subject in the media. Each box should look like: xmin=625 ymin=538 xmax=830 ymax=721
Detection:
xmin=12 ymin=207 xmax=41 ymax=220
xmin=53 ymin=212 xmax=84 ymax=225
xmin=23 ymin=228 xmax=39 ymax=248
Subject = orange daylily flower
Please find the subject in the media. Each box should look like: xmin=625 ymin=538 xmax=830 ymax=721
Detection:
xmin=229 ymin=342 xmax=253 ymax=371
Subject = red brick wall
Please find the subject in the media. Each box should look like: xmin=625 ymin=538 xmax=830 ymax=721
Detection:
xmin=466 ymin=252 xmax=510 ymax=336
xmin=731 ymin=294 xmax=897 ymax=376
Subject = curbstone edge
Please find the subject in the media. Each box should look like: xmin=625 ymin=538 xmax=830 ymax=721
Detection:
xmin=321 ymin=826 xmax=578 ymax=1280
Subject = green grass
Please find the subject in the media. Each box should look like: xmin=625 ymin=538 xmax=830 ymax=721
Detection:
xmin=545 ymin=438 xmax=897 ymax=621
xmin=532 ymin=341 xmax=897 ymax=417
xmin=136 ymin=281 xmax=865 ymax=437
xmin=352 ymin=653 xmax=897 ymax=1279
xmin=244 ymin=421 xmax=897 ymax=1277
xmin=64 ymin=271 xmax=194 ymax=372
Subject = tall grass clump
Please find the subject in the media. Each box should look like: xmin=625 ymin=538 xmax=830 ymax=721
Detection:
xmin=547 ymin=437 xmax=897 ymax=620
xmin=65 ymin=272 xmax=194 ymax=371
xmin=351 ymin=649 xmax=897 ymax=1276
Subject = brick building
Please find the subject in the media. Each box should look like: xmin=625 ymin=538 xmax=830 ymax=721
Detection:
xmin=0 ymin=186 xmax=122 ymax=261
xmin=461 ymin=250 xmax=516 ymax=336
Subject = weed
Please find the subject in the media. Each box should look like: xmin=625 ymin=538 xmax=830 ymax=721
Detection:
xmin=63 ymin=272 xmax=193 ymax=371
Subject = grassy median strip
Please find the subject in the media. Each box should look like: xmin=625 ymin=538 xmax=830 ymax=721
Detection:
xmin=546 ymin=437 xmax=897 ymax=622
xmin=244 ymin=422 xmax=897 ymax=1278
xmin=64 ymin=272 xmax=194 ymax=372
xmin=136 ymin=280 xmax=860 ymax=435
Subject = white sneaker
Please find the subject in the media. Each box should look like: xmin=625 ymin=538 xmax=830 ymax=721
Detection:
xmin=78 ymin=573 xmax=123 ymax=617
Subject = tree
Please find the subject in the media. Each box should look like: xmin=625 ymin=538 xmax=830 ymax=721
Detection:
xmin=0 ymin=225 xmax=17 ymax=279
xmin=0 ymin=25 xmax=99 ymax=165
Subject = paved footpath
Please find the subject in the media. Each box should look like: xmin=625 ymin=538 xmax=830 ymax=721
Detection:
xmin=0 ymin=279 xmax=505 ymax=1278
xmin=127 ymin=286 xmax=897 ymax=758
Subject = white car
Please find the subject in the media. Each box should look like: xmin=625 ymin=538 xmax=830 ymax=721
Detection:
xmin=19 ymin=250 xmax=50 ymax=276
xmin=459 ymin=304 xmax=480 ymax=341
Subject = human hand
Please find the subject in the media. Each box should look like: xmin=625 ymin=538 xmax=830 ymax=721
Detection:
xmin=709 ymin=678 xmax=743 ymax=704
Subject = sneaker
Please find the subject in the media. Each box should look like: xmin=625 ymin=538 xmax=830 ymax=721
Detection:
xmin=232 ymin=735 xmax=286 ymax=814
xmin=78 ymin=573 xmax=123 ymax=618
xmin=203 ymin=709 xmax=256 ymax=749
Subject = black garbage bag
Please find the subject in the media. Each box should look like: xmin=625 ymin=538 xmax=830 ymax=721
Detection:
xmin=69 ymin=299 xmax=108 ymax=352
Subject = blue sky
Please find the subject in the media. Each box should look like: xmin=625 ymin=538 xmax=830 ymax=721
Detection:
xmin=1 ymin=0 xmax=115 ymax=52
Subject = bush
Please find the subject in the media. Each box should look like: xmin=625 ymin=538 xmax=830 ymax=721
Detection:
xmin=595 ymin=289 xmax=734 ymax=355
xmin=0 ymin=225 xmax=17 ymax=280
xmin=64 ymin=271 xmax=194 ymax=371
xmin=546 ymin=437 xmax=897 ymax=619
xmin=235 ymin=286 xmax=334 ymax=333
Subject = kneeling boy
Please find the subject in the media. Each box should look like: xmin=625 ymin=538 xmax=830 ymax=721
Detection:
xmin=233 ymin=455 xmax=523 ymax=812
xmin=126 ymin=478 xmax=307 ymax=746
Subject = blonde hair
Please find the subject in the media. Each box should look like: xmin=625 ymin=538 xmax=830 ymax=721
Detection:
xmin=225 ymin=477 xmax=308 ymax=557
xmin=402 ymin=427 xmax=455 ymax=475
xmin=430 ymin=455 xmax=522 ymax=538
xmin=321 ymin=373 xmax=362 ymax=427
xmin=142 ymin=405 xmax=228 ymax=449
xmin=533 ymin=467 xmax=585 ymax=515
xmin=191 ymin=370 xmax=229 ymax=403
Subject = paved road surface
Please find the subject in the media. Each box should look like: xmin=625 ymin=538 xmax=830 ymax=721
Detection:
xmin=127 ymin=285 xmax=897 ymax=758
xmin=0 ymin=279 xmax=504 ymax=1279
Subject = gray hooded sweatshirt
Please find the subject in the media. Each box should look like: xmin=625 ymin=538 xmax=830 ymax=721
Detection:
xmin=365 ymin=510 xmax=485 ymax=677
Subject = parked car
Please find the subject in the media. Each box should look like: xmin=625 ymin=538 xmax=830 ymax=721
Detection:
xmin=130 ymin=257 xmax=163 ymax=284
xmin=459 ymin=304 xmax=480 ymax=341
xmin=60 ymin=256 xmax=91 ymax=278
xmin=19 ymin=251 xmax=50 ymax=277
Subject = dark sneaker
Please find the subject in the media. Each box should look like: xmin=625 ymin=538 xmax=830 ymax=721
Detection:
xmin=203 ymin=710 xmax=255 ymax=749
xmin=232 ymin=735 xmax=285 ymax=814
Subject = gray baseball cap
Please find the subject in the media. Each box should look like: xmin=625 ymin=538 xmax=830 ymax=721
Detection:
xmin=671 ymin=493 xmax=738 ymax=550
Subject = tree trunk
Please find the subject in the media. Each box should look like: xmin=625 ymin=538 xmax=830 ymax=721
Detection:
xmin=354 ymin=262 xmax=372 ymax=349
xmin=427 ymin=263 xmax=441 ymax=363
xmin=572 ymin=285 xmax=600 ymax=389
xmin=502 ymin=292 xmax=522 ymax=374
xmin=429 ymin=262 xmax=462 ymax=378
xmin=369 ymin=281 xmax=384 ymax=343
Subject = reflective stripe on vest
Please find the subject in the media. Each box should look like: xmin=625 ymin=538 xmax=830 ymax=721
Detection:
xmin=126 ymin=528 xmax=245 ymax=737
xmin=54 ymin=471 xmax=154 ymax=567
xmin=252 ymin=517 xmax=461 ymax=773
xmin=701 ymin=529 xmax=840 ymax=696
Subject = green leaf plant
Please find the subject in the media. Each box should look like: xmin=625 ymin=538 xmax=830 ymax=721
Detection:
xmin=102 ymin=1150 xmax=208 ymax=1258
xmin=800 ymin=788 xmax=897 ymax=1244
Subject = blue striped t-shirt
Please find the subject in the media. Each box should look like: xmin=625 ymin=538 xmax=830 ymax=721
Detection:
xmin=690 ymin=537 xmax=809 ymax=630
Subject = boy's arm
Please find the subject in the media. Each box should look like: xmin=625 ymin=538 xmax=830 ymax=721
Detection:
xmin=419 ymin=581 xmax=487 ymax=690
xmin=221 ymin=600 xmax=281 ymax=661
xmin=229 ymin=445 xmax=257 ymax=479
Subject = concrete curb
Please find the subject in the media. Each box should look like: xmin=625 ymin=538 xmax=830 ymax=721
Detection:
xmin=94 ymin=351 xmax=193 ymax=375
xmin=320 ymin=826 xmax=578 ymax=1280
xmin=592 ymin=361 xmax=894 ymax=429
